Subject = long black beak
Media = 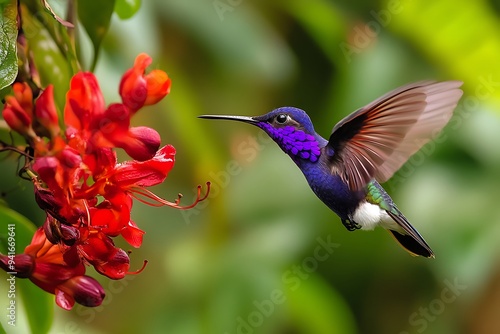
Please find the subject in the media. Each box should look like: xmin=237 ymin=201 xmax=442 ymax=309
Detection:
xmin=198 ymin=114 xmax=258 ymax=124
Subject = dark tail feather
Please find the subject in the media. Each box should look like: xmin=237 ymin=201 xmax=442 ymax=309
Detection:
xmin=386 ymin=210 xmax=434 ymax=258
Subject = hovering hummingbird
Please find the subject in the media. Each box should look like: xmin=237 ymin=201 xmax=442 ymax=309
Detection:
xmin=199 ymin=81 xmax=463 ymax=258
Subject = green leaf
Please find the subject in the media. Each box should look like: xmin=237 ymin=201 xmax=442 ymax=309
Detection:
xmin=114 ymin=0 xmax=141 ymax=19
xmin=23 ymin=9 xmax=71 ymax=110
xmin=0 ymin=207 xmax=53 ymax=334
xmin=0 ymin=207 xmax=37 ymax=252
xmin=17 ymin=279 xmax=53 ymax=334
xmin=77 ymin=0 xmax=117 ymax=71
xmin=0 ymin=0 xmax=18 ymax=90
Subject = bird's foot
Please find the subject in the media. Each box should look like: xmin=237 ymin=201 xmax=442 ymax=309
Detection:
xmin=342 ymin=219 xmax=361 ymax=231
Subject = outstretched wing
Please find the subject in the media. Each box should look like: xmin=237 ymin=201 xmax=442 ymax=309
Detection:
xmin=327 ymin=81 xmax=463 ymax=191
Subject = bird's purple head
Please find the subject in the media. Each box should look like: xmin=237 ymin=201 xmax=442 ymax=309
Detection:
xmin=252 ymin=107 xmax=320 ymax=162
xmin=199 ymin=107 xmax=321 ymax=163
xmin=253 ymin=107 xmax=316 ymax=134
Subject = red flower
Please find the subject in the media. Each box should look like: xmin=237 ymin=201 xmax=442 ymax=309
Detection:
xmin=2 ymin=83 xmax=35 ymax=137
xmin=0 ymin=53 xmax=209 ymax=310
xmin=0 ymin=228 xmax=105 ymax=310
xmin=119 ymin=53 xmax=171 ymax=112
xmin=64 ymin=72 xmax=162 ymax=161
xmin=77 ymin=229 xmax=132 ymax=279
xmin=87 ymin=192 xmax=145 ymax=248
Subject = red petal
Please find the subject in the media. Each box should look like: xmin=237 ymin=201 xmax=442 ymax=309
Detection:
xmin=12 ymin=82 xmax=33 ymax=116
xmin=93 ymin=103 xmax=131 ymax=137
xmin=111 ymin=126 xmax=161 ymax=161
xmin=3 ymin=97 xmax=33 ymax=134
xmin=119 ymin=53 xmax=170 ymax=111
xmin=24 ymin=228 xmax=50 ymax=256
xmin=79 ymin=232 xmax=116 ymax=260
xmin=119 ymin=54 xmax=151 ymax=111
xmin=32 ymin=261 xmax=86 ymax=285
xmin=78 ymin=232 xmax=130 ymax=279
xmin=94 ymin=248 xmax=130 ymax=279
xmin=64 ymin=72 xmax=105 ymax=131
xmin=55 ymin=288 xmax=75 ymax=310
xmin=62 ymin=244 xmax=82 ymax=267
xmin=110 ymin=144 xmax=175 ymax=188
xmin=32 ymin=156 xmax=63 ymax=191
xmin=144 ymin=70 xmax=171 ymax=106
xmin=35 ymin=85 xmax=60 ymax=134
xmin=90 ymin=198 xmax=130 ymax=236
xmin=83 ymin=147 xmax=117 ymax=177
xmin=133 ymin=53 xmax=152 ymax=71
xmin=121 ymin=220 xmax=144 ymax=248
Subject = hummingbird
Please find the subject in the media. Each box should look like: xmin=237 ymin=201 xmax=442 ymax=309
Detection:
xmin=199 ymin=81 xmax=463 ymax=258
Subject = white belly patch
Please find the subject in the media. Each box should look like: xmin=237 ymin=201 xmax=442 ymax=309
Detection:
xmin=352 ymin=202 xmax=399 ymax=231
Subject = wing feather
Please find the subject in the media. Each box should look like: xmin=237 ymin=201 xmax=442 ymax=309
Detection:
xmin=328 ymin=81 xmax=463 ymax=191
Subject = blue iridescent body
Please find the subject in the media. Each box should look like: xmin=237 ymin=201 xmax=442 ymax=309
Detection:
xmin=200 ymin=81 xmax=464 ymax=257
xmin=256 ymin=108 xmax=363 ymax=222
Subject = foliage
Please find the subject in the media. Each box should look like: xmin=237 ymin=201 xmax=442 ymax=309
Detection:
xmin=0 ymin=0 xmax=500 ymax=333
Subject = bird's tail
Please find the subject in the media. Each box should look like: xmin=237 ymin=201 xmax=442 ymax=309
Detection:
xmin=386 ymin=209 xmax=434 ymax=258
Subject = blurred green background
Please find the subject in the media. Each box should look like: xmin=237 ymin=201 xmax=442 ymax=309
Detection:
xmin=2 ymin=0 xmax=500 ymax=333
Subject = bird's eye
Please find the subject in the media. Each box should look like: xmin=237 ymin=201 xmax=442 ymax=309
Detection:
xmin=276 ymin=114 xmax=288 ymax=124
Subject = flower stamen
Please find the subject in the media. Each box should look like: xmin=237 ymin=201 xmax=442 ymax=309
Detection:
xmin=129 ymin=182 xmax=210 ymax=209
xmin=127 ymin=259 xmax=148 ymax=275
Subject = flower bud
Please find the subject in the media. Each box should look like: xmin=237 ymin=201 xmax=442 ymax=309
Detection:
xmin=112 ymin=126 xmax=161 ymax=161
xmin=43 ymin=217 xmax=80 ymax=246
xmin=59 ymin=276 xmax=105 ymax=308
xmin=119 ymin=53 xmax=170 ymax=112
xmin=0 ymin=254 xmax=34 ymax=278
xmin=12 ymin=82 xmax=33 ymax=114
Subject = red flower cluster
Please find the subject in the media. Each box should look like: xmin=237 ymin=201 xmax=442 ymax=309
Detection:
xmin=0 ymin=53 xmax=209 ymax=310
